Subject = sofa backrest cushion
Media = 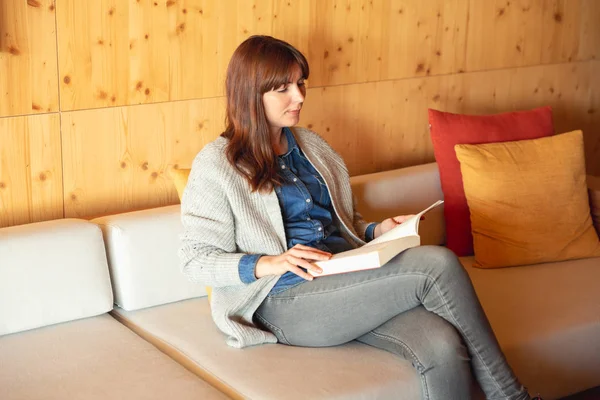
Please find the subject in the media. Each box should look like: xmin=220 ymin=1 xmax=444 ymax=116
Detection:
xmin=0 ymin=219 xmax=113 ymax=336
xmin=93 ymin=205 xmax=208 ymax=311
xmin=350 ymin=162 xmax=445 ymax=246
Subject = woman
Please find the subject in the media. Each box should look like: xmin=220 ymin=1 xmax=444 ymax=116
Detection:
xmin=179 ymin=35 xmax=537 ymax=400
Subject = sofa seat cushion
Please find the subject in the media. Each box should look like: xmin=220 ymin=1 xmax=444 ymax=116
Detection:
xmin=112 ymin=298 xmax=422 ymax=400
xmin=461 ymin=256 xmax=600 ymax=399
xmin=0 ymin=314 xmax=227 ymax=400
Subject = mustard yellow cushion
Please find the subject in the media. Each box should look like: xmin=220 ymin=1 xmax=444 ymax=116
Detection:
xmin=170 ymin=168 xmax=212 ymax=301
xmin=455 ymin=130 xmax=600 ymax=268
xmin=588 ymin=175 xmax=600 ymax=237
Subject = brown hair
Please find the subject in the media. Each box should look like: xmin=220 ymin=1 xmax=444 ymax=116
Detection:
xmin=221 ymin=35 xmax=309 ymax=193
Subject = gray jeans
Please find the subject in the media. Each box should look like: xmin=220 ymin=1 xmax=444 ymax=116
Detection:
xmin=255 ymin=246 xmax=530 ymax=400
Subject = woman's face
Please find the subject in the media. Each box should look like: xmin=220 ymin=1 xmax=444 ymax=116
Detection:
xmin=262 ymin=65 xmax=306 ymax=135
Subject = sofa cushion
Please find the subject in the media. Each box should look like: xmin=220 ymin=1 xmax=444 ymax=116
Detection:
xmin=93 ymin=205 xmax=207 ymax=311
xmin=461 ymin=256 xmax=600 ymax=399
xmin=428 ymin=106 xmax=554 ymax=257
xmin=350 ymin=162 xmax=446 ymax=246
xmin=455 ymin=131 xmax=600 ymax=268
xmin=112 ymin=299 xmax=423 ymax=400
xmin=0 ymin=314 xmax=227 ymax=400
xmin=0 ymin=219 xmax=113 ymax=336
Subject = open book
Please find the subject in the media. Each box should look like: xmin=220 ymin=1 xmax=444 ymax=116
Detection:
xmin=310 ymin=200 xmax=444 ymax=277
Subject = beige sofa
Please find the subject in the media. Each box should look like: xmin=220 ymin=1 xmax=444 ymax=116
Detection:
xmin=1 ymin=162 xmax=599 ymax=399
xmin=0 ymin=219 xmax=227 ymax=399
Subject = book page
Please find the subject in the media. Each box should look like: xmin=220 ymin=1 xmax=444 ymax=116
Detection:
xmin=365 ymin=200 xmax=444 ymax=247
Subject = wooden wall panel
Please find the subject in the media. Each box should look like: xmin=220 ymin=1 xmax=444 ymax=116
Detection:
xmin=1 ymin=0 xmax=599 ymax=226
xmin=466 ymin=0 xmax=599 ymax=71
xmin=301 ymin=61 xmax=600 ymax=176
xmin=56 ymin=0 xmax=600 ymax=110
xmin=0 ymin=114 xmax=63 ymax=228
xmin=56 ymin=0 xmax=272 ymax=111
xmin=0 ymin=0 xmax=58 ymax=117
xmin=61 ymin=97 xmax=226 ymax=218
xmin=275 ymin=0 xmax=471 ymax=86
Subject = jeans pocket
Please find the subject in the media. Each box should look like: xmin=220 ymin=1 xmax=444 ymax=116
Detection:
xmin=254 ymin=312 xmax=291 ymax=345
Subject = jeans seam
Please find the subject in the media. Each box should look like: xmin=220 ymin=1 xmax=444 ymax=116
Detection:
xmin=425 ymin=273 xmax=508 ymax=398
xmin=254 ymin=312 xmax=291 ymax=345
xmin=365 ymin=330 xmax=430 ymax=400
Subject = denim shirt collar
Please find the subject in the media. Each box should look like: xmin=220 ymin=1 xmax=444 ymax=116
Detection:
xmin=279 ymin=127 xmax=299 ymax=158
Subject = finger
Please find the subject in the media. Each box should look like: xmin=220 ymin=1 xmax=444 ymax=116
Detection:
xmin=393 ymin=215 xmax=415 ymax=224
xmin=293 ymin=244 xmax=332 ymax=256
xmin=287 ymin=263 xmax=316 ymax=281
xmin=286 ymin=256 xmax=323 ymax=274
xmin=289 ymin=247 xmax=331 ymax=261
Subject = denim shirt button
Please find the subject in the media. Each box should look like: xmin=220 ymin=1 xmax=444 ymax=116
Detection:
xmin=318 ymin=227 xmax=322 ymax=231
xmin=281 ymin=165 xmax=286 ymax=169
xmin=293 ymin=178 xmax=298 ymax=182
xmin=306 ymin=198 xmax=311 ymax=203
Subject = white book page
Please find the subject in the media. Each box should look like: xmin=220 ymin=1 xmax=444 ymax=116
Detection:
xmin=365 ymin=200 xmax=444 ymax=247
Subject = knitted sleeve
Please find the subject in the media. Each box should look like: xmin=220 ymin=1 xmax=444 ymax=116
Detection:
xmin=178 ymin=144 xmax=246 ymax=287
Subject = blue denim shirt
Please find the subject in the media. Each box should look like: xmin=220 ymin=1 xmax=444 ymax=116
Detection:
xmin=238 ymin=128 xmax=377 ymax=294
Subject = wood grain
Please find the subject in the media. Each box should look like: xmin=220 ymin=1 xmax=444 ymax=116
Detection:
xmin=0 ymin=0 xmax=58 ymax=117
xmin=61 ymin=97 xmax=226 ymax=218
xmin=0 ymin=114 xmax=63 ymax=228
xmin=56 ymin=0 xmax=272 ymax=111
xmin=301 ymin=61 xmax=600 ymax=176
xmin=1 ymin=0 xmax=599 ymax=226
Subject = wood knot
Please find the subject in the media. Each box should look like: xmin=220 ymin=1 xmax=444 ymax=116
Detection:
xmin=141 ymin=162 xmax=149 ymax=170
xmin=27 ymin=0 xmax=42 ymax=7
xmin=8 ymin=46 xmax=21 ymax=56
xmin=63 ymin=75 xmax=71 ymax=84
xmin=120 ymin=162 xmax=127 ymax=169
xmin=554 ymin=12 xmax=562 ymax=23
xmin=39 ymin=173 xmax=47 ymax=181
xmin=144 ymin=88 xmax=151 ymax=95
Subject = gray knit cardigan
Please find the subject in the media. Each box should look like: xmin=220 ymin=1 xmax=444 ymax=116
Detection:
xmin=179 ymin=127 xmax=370 ymax=348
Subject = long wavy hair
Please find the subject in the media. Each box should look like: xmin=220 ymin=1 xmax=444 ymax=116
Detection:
xmin=221 ymin=35 xmax=309 ymax=193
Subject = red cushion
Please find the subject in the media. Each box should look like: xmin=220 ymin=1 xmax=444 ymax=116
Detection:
xmin=428 ymin=107 xmax=554 ymax=256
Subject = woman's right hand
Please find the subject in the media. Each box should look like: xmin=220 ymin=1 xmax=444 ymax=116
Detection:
xmin=255 ymin=244 xmax=332 ymax=281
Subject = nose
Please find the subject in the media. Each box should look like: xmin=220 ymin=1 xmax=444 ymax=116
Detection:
xmin=291 ymin=84 xmax=305 ymax=104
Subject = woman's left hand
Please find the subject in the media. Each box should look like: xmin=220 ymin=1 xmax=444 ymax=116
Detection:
xmin=374 ymin=215 xmax=417 ymax=238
